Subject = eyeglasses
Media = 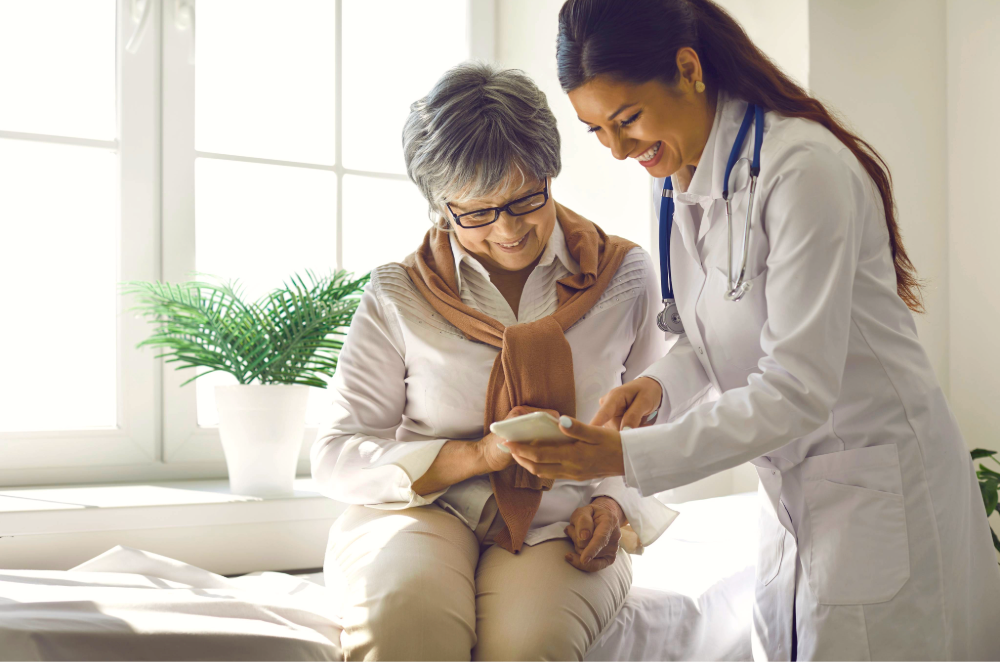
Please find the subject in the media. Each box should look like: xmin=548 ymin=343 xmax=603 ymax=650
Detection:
xmin=446 ymin=180 xmax=549 ymax=229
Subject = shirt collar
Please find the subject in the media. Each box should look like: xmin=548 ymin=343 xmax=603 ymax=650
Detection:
xmin=537 ymin=221 xmax=581 ymax=275
xmin=449 ymin=232 xmax=486 ymax=292
xmin=448 ymin=218 xmax=580 ymax=292
xmin=677 ymin=91 xmax=751 ymax=203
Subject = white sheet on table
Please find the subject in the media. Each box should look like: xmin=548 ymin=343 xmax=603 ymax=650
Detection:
xmin=0 ymin=546 xmax=343 ymax=661
xmin=584 ymin=492 xmax=758 ymax=661
xmin=0 ymin=492 xmax=758 ymax=661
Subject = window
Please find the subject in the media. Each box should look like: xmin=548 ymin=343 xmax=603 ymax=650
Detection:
xmin=0 ymin=0 xmax=495 ymax=485
xmin=0 ymin=0 xmax=158 ymax=486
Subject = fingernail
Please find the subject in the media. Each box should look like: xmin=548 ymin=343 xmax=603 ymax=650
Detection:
xmin=581 ymin=530 xmax=591 ymax=540
xmin=496 ymin=442 xmax=511 ymax=454
xmin=560 ymin=415 xmax=573 ymax=428
xmin=621 ymin=426 xmax=633 ymax=432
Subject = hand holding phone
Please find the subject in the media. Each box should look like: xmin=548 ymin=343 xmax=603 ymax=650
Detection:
xmin=489 ymin=411 xmax=572 ymax=444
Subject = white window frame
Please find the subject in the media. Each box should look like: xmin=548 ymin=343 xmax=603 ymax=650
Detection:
xmin=0 ymin=0 xmax=496 ymax=487
xmin=0 ymin=0 xmax=161 ymax=487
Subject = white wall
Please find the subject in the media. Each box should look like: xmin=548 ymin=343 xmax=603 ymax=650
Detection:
xmin=716 ymin=0 xmax=810 ymax=88
xmin=947 ymin=0 xmax=1000 ymax=462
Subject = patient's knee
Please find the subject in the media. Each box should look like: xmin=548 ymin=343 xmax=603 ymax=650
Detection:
xmin=327 ymin=507 xmax=480 ymax=660
xmin=472 ymin=595 xmax=592 ymax=660
xmin=474 ymin=615 xmax=586 ymax=662
xmin=343 ymin=569 xmax=477 ymax=661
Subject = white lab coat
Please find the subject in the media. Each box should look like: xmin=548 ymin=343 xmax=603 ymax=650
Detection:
xmin=620 ymin=93 xmax=1000 ymax=660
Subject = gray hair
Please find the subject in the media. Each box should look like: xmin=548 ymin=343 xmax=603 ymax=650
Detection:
xmin=402 ymin=61 xmax=561 ymax=227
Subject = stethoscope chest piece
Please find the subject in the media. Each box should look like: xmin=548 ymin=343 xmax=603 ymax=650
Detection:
xmin=657 ymin=299 xmax=685 ymax=334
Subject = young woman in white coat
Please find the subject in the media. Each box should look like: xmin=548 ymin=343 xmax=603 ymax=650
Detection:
xmin=504 ymin=0 xmax=1000 ymax=659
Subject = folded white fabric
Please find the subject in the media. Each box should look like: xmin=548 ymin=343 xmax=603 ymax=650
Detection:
xmin=0 ymin=546 xmax=342 ymax=661
xmin=584 ymin=492 xmax=758 ymax=661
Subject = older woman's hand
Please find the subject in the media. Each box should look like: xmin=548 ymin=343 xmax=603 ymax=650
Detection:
xmin=508 ymin=415 xmax=624 ymax=481
xmin=564 ymin=497 xmax=624 ymax=572
xmin=478 ymin=406 xmax=561 ymax=473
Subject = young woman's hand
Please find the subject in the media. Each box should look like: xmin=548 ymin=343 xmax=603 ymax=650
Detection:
xmin=507 ymin=415 xmax=624 ymax=481
xmin=564 ymin=497 xmax=625 ymax=572
xmin=477 ymin=406 xmax=560 ymax=473
xmin=589 ymin=376 xmax=663 ymax=430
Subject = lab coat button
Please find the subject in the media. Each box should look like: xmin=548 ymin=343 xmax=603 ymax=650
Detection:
xmin=697 ymin=346 xmax=704 ymax=355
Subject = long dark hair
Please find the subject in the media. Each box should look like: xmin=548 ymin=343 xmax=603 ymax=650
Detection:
xmin=557 ymin=0 xmax=923 ymax=312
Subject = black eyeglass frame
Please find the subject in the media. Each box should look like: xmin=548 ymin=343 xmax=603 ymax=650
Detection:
xmin=445 ymin=179 xmax=550 ymax=229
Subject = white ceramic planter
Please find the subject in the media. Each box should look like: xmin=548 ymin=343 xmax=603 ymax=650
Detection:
xmin=215 ymin=384 xmax=310 ymax=497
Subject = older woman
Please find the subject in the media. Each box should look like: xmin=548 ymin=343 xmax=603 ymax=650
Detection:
xmin=312 ymin=62 xmax=674 ymax=661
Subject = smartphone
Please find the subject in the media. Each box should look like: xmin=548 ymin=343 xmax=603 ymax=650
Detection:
xmin=489 ymin=411 xmax=572 ymax=444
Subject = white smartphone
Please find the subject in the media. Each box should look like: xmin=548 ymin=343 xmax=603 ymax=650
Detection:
xmin=489 ymin=411 xmax=571 ymax=444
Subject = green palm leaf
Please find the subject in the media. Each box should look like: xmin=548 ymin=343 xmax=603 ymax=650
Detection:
xmin=123 ymin=270 xmax=368 ymax=387
xmin=971 ymin=448 xmax=1000 ymax=562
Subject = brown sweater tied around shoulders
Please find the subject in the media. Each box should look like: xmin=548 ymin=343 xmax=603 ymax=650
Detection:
xmin=403 ymin=203 xmax=636 ymax=553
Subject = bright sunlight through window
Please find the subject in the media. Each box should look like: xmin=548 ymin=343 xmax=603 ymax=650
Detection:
xmin=192 ymin=0 xmax=470 ymax=427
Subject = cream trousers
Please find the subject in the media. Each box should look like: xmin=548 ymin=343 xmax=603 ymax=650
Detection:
xmin=324 ymin=503 xmax=632 ymax=661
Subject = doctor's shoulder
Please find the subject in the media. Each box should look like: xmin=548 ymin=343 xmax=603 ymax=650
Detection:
xmin=761 ymin=114 xmax=869 ymax=186
xmin=757 ymin=119 xmax=872 ymax=211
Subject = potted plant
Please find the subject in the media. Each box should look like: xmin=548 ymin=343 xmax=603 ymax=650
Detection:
xmin=972 ymin=448 xmax=1000 ymax=561
xmin=125 ymin=270 xmax=368 ymax=497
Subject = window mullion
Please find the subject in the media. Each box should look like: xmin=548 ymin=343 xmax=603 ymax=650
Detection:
xmin=117 ymin=0 xmax=162 ymax=462
xmin=335 ymin=0 xmax=344 ymax=272
xmin=160 ymin=0 xmax=209 ymax=466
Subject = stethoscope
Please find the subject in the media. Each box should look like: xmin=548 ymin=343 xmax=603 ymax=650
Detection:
xmin=657 ymin=103 xmax=765 ymax=334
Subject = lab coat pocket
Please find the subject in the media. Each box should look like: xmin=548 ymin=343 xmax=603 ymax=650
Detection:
xmin=803 ymin=451 xmax=910 ymax=605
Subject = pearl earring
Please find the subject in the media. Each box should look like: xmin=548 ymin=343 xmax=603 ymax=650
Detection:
xmin=694 ymin=81 xmax=706 ymax=93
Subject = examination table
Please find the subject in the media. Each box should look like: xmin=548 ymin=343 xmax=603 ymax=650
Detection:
xmin=0 ymin=492 xmax=757 ymax=660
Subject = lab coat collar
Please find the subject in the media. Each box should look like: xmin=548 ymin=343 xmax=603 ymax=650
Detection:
xmin=676 ymin=91 xmax=751 ymax=205
xmin=448 ymin=215 xmax=579 ymax=292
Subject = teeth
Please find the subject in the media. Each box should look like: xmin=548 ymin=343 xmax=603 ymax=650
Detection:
xmin=637 ymin=142 xmax=660 ymax=162
xmin=497 ymin=234 xmax=527 ymax=248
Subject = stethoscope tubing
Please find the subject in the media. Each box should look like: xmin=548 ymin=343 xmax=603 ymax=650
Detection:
xmin=658 ymin=102 xmax=765 ymax=332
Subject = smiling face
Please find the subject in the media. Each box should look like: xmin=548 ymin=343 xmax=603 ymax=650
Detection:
xmin=446 ymin=177 xmax=555 ymax=274
xmin=567 ymin=48 xmax=716 ymax=180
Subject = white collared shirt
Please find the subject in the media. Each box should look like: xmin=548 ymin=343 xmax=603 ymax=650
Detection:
xmin=312 ymin=222 xmax=676 ymax=547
